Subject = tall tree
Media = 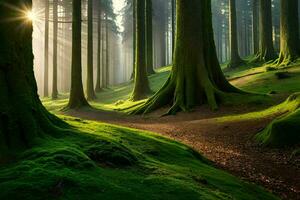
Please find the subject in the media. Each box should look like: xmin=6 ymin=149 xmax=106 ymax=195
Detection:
xmin=86 ymin=0 xmax=96 ymax=100
xmin=228 ymin=0 xmax=243 ymax=68
xmin=277 ymin=0 xmax=300 ymax=66
xmin=44 ymin=0 xmax=49 ymax=97
xmin=67 ymin=0 xmax=89 ymax=109
xmin=105 ymin=12 xmax=110 ymax=86
xmin=255 ymin=0 xmax=276 ymax=62
xmin=52 ymin=0 xmax=58 ymax=99
xmin=146 ymin=0 xmax=155 ymax=74
xmin=252 ymin=0 xmax=259 ymax=54
xmin=0 ymin=0 xmax=64 ymax=155
xmin=131 ymin=0 xmax=242 ymax=114
xmin=131 ymin=0 xmax=151 ymax=101
xmin=95 ymin=1 xmax=102 ymax=92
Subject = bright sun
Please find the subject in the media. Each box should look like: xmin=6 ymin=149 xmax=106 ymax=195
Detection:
xmin=26 ymin=10 xmax=37 ymax=21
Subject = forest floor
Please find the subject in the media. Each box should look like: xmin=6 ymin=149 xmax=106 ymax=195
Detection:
xmin=44 ymin=63 xmax=300 ymax=200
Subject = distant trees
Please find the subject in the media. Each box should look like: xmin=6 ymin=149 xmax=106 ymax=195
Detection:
xmin=132 ymin=0 xmax=242 ymax=114
xmin=277 ymin=0 xmax=299 ymax=65
xmin=252 ymin=0 xmax=259 ymax=55
xmin=67 ymin=0 xmax=89 ymax=109
xmin=228 ymin=0 xmax=243 ymax=68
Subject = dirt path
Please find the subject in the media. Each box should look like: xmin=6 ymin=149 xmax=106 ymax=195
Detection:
xmin=66 ymin=106 xmax=299 ymax=200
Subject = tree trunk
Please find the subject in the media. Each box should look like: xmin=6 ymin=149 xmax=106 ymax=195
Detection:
xmin=105 ymin=13 xmax=110 ymax=86
xmin=67 ymin=0 xmax=89 ymax=109
xmin=0 ymin=0 xmax=64 ymax=155
xmin=277 ymin=0 xmax=300 ymax=66
xmin=171 ymin=0 xmax=175 ymax=55
xmin=252 ymin=0 xmax=259 ymax=54
xmin=228 ymin=0 xmax=242 ymax=68
xmin=44 ymin=0 xmax=49 ymax=97
xmin=256 ymin=0 xmax=276 ymax=62
xmin=131 ymin=0 xmax=137 ymax=80
xmin=86 ymin=0 xmax=96 ymax=100
xmin=131 ymin=0 xmax=242 ymax=115
xmin=146 ymin=0 xmax=155 ymax=74
xmin=52 ymin=0 xmax=58 ymax=99
xmin=95 ymin=1 xmax=102 ymax=92
xmin=131 ymin=0 xmax=151 ymax=101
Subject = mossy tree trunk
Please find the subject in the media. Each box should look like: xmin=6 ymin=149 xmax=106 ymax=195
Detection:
xmin=67 ymin=0 xmax=89 ymax=109
xmin=252 ymin=0 xmax=259 ymax=54
xmin=277 ymin=0 xmax=300 ymax=66
xmin=146 ymin=0 xmax=155 ymax=75
xmin=131 ymin=0 xmax=137 ymax=80
xmin=131 ymin=0 xmax=242 ymax=114
xmin=0 ymin=0 xmax=64 ymax=156
xmin=256 ymin=0 xmax=276 ymax=62
xmin=44 ymin=0 xmax=49 ymax=97
xmin=52 ymin=0 xmax=58 ymax=99
xmin=228 ymin=0 xmax=243 ymax=69
xmin=95 ymin=2 xmax=102 ymax=93
xmin=86 ymin=0 xmax=96 ymax=100
xmin=131 ymin=0 xmax=151 ymax=101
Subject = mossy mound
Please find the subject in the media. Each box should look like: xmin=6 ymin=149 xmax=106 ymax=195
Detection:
xmin=255 ymin=93 xmax=300 ymax=147
xmin=0 ymin=117 xmax=278 ymax=200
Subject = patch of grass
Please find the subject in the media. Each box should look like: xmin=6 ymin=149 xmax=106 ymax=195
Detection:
xmin=0 ymin=116 xmax=278 ymax=199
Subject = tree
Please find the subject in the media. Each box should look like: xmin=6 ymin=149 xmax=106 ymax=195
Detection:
xmin=86 ymin=0 xmax=96 ymax=100
xmin=255 ymin=0 xmax=276 ymax=62
xmin=228 ymin=0 xmax=243 ymax=69
xmin=131 ymin=0 xmax=242 ymax=114
xmin=67 ymin=0 xmax=89 ymax=109
xmin=146 ymin=0 xmax=155 ymax=74
xmin=131 ymin=0 xmax=151 ymax=101
xmin=0 ymin=0 xmax=64 ymax=155
xmin=52 ymin=0 xmax=58 ymax=99
xmin=252 ymin=0 xmax=259 ymax=54
xmin=276 ymin=0 xmax=299 ymax=66
xmin=95 ymin=0 xmax=102 ymax=92
xmin=44 ymin=0 xmax=49 ymax=97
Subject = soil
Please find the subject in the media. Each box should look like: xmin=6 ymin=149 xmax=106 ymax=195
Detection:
xmin=66 ymin=104 xmax=300 ymax=200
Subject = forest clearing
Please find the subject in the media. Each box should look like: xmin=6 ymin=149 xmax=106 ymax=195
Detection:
xmin=0 ymin=0 xmax=299 ymax=199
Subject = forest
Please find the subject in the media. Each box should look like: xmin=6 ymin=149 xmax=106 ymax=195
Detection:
xmin=0 ymin=0 xmax=299 ymax=199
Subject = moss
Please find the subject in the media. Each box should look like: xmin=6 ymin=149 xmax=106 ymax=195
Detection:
xmin=0 ymin=117 xmax=278 ymax=200
xmin=255 ymin=94 xmax=300 ymax=147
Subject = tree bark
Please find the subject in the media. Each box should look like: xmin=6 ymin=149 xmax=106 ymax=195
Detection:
xmin=146 ymin=0 xmax=155 ymax=74
xmin=0 ymin=0 xmax=64 ymax=155
xmin=95 ymin=1 xmax=102 ymax=92
xmin=131 ymin=0 xmax=242 ymax=114
xmin=277 ymin=0 xmax=300 ymax=65
xmin=228 ymin=0 xmax=242 ymax=68
xmin=131 ymin=0 xmax=151 ymax=101
xmin=105 ymin=13 xmax=110 ymax=87
xmin=67 ymin=0 xmax=89 ymax=109
xmin=44 ymin=0 xmax=49 ymax=97
xmin=52 ymin=0 xmax=58 ymax=99
xmin=86 ymin=0 xmax=96 ymax=100
xmin=256 ymin=0 xmax=276 ymax=62
xmin=252 ymin=0 xmax=259 ymax=54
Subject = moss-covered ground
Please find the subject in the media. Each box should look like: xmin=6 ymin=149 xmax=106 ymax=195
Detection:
xmin=10 ymin=60 xmax=300 ymax=199
xmin=0 ymin=116 xmax=278 ymax=200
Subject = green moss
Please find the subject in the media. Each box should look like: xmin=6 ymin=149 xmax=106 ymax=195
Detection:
xmin=255 ymin=94 xmax=300 ymax=147
xmin=0 ymin=117 xmax=278 ymax=200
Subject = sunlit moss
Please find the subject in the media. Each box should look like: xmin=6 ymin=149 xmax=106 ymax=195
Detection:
xmin=0 ymin=116 xmax=279 ymax=199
